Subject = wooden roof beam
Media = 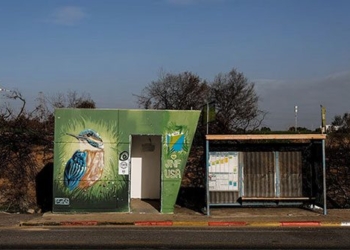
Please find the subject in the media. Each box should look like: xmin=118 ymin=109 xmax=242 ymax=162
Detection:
xmin=206 ymin=134 xmax=326 ymax=141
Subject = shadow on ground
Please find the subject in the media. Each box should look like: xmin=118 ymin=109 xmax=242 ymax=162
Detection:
xmin=176 ymin=187 xmax=206 ymax=213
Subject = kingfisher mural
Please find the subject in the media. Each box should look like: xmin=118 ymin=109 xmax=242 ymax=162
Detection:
xmin=64 ymin=129 xmax=105 ymax=190
xmin=53 ymin=109 xmax=200 ymax=213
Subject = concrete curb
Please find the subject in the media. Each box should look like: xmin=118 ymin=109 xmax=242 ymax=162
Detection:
xmin=134 ymin=221 xmax=173 ymax=226
xmin=208 ymin=221 xmax=247 ymax=226
xmin=280 ymin=221 xmax=321 ymax=227
xmin=19 ymin=220 xmax=350 ymax=227
xmin=60 ymin=221 xmax=99 ymax=226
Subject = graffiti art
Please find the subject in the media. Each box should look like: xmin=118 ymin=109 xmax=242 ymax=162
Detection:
xmin=64 ymin=129 xmax=105 ymax=190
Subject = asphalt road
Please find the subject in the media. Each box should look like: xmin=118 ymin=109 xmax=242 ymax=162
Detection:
xmin=1 ymin=227 xmax=350 ymax=249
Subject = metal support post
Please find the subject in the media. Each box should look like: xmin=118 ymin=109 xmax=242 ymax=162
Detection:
xmin=322 ymin=139 xmax=327 ymax=215
xmin=206 ymin=139 xmax=210 ymax=216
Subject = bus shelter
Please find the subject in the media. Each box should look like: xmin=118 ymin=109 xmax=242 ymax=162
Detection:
xmin=205 ymin=134 xmax=327 ymax=215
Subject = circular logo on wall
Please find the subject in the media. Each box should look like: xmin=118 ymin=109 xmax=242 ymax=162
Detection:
xmin=120 ymin=161 xmax=128 ymax=169
xmin=119 ymin=151 xmax=129 ymax=161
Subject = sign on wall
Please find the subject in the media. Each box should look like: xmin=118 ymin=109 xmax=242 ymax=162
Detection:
xmin=208 ymin=152 xmax=239 ymax=191
xmin=119 ymin=151 xmax=129 ymax=175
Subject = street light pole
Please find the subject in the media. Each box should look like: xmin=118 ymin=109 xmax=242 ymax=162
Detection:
xmin=294 ymin=105 xmax=298 ymax=132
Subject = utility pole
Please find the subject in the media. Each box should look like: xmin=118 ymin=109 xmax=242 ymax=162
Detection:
xmin=294 ymin=105 xmax=298 ymax=132
xmin=320 ymin=105 xmax=326 ymax=134
xmin=206 ymin=102 xmax=209 ymax=134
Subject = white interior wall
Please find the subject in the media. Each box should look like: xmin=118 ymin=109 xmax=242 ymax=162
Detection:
xmin=130 ymin=135 xmax=161 ymax=199
xmin=130 ymin=157 xmax=142 ymax=198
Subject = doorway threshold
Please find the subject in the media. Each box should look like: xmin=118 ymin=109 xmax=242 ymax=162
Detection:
xmin=130 ymin=198 xmax=160 ymax=214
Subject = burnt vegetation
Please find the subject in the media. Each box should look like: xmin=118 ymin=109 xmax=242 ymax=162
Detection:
xmin=0 ymin=90 xmax=95 ymax=212
xmin=326 ymin=113 xmax=350 ymax=208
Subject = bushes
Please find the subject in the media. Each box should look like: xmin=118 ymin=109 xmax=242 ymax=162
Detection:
xmin=326 ymin=133 xmax=350 ymax=208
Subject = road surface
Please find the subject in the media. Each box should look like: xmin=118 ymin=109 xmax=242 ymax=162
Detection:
xmin=1 ymin=226 xmax=349 ymax=249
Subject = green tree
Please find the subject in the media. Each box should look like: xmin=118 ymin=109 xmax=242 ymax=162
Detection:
xmin=260 ymin=127 xmax=271 ymax=132
xmin=288 ymin=126 xmax=311 ymax=133
xmin=331 ymin=113 xmax=350 ymax=132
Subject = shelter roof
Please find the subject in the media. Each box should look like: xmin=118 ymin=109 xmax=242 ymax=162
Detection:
xmin=206 ymin=134 xmax=326 ymax=141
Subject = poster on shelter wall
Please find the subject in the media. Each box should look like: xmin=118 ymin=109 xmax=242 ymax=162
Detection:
xmin=208 ymin=152 xmax=239 ymax=191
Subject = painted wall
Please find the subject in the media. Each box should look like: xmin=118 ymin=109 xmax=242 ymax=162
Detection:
xmin=53 ymin=109 xmax=200 ymax=213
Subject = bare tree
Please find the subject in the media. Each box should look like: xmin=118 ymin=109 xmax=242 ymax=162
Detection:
xmin=0 ymin=88 xmax=27 ymax=120
xmin=49 ymin=90 xmax=96 ymax=109
xmin=134 ymin=68 xmax=267 ymax=208
xmin=135 ymin=68 xmax=266 ymax=133
xmin=135 ymin=71 xmax=209 ymax=110
xmin=0 ymin=89 xmax=43 ymax=212
xmin=209 ymin=68 xmax=266 ymax=133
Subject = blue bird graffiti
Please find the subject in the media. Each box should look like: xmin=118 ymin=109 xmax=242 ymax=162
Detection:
xmin=64 ymin=129 xmax=105 ymax=191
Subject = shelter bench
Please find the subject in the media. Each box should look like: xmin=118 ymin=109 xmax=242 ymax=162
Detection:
xmin=241 ymin=197 xmax=316 ymax=205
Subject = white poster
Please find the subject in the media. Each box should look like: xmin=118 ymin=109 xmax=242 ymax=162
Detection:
xmin=208 ymin=152 xmax=239 ymax=191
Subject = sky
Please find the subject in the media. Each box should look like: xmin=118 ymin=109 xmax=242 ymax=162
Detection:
xmin=1 ymin=0 xmax=350 ymax=130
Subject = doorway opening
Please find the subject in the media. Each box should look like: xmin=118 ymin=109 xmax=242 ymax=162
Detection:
xmin=130 ymin=135 xmax=161 ymax=213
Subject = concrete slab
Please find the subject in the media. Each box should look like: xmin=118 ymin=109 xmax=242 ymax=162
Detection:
xmin=15 ymin=206 xmax=350 ymax=227
xmin=2 ymin=201 xmax=350 ymax=227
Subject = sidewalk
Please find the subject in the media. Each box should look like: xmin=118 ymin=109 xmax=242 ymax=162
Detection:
xmin=16 ymin=206 xmax=350 ymax=227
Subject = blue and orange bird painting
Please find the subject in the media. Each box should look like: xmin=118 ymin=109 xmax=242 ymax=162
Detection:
xmin=64 ymin=129 xmax=105 ymax=191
